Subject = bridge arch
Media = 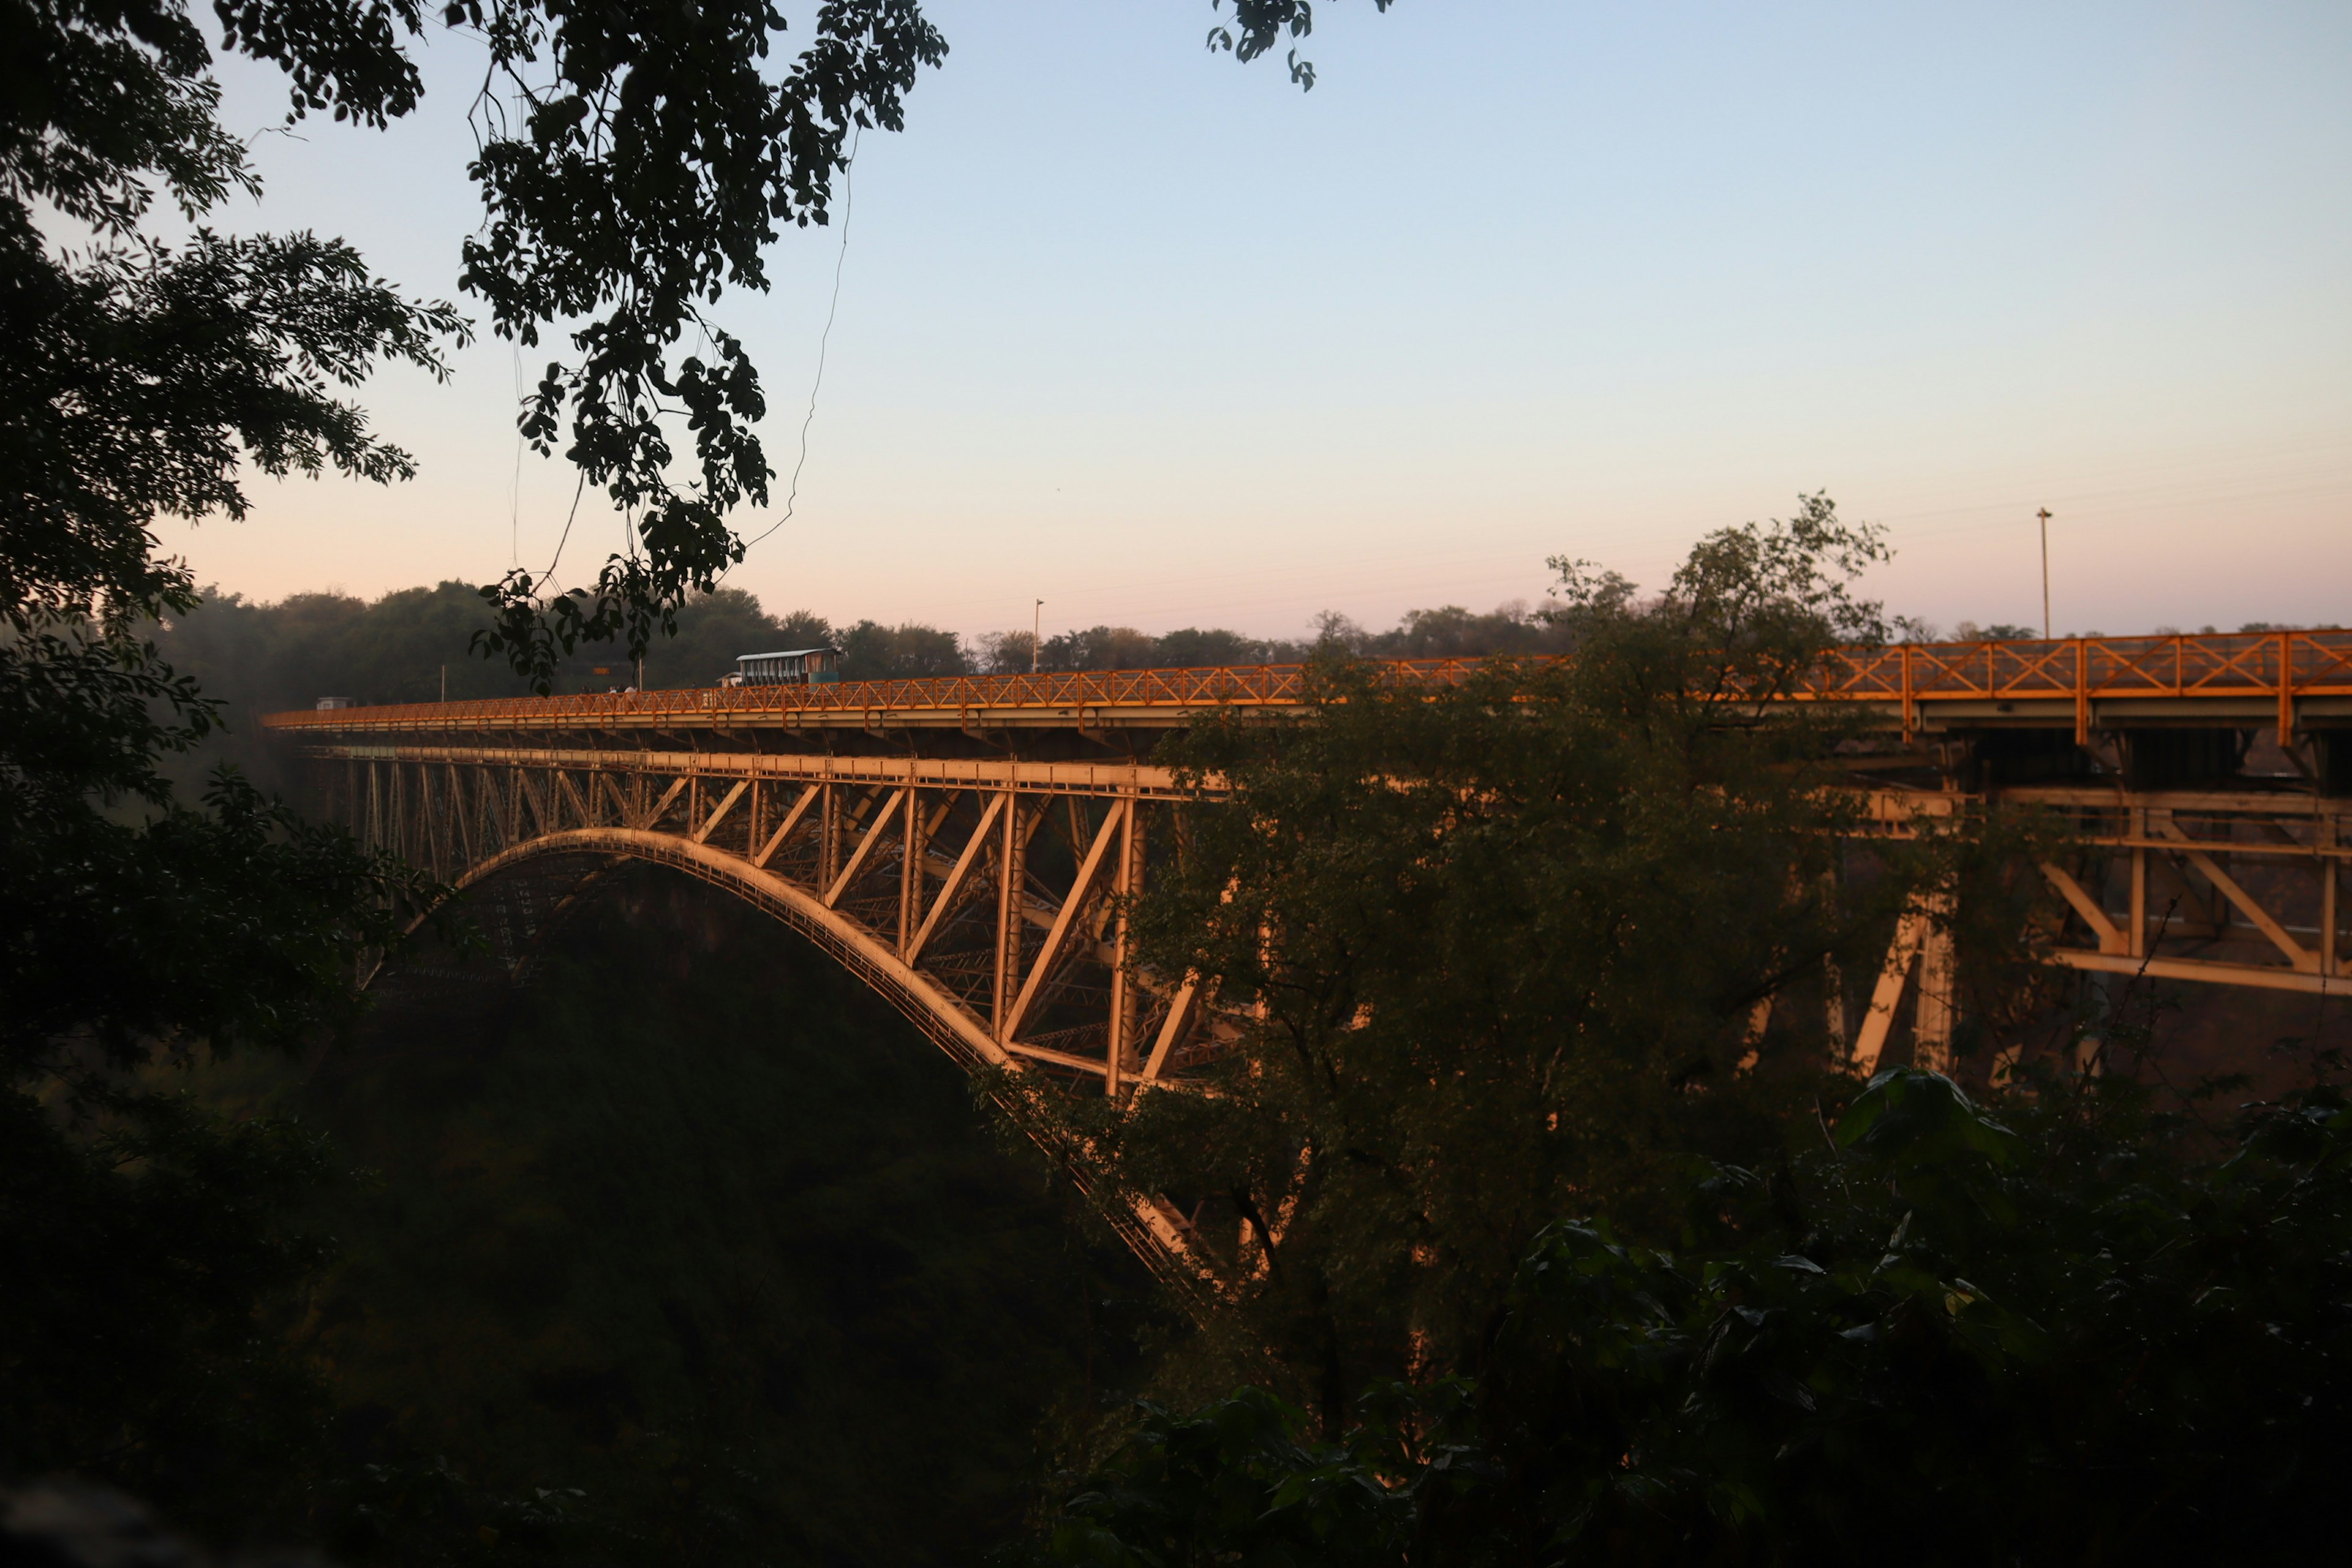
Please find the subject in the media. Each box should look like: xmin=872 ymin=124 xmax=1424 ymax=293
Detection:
xmin=424 ymin=827 xmax=1012 ymax=1076
xmin=341 ymin=755 xmax=1223 ymax=1300
xmin=284 ymin=657 xmax=2352 ymax=1302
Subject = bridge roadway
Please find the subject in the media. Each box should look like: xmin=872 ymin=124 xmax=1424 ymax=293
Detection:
xmin=264 ymin=628 xmax=2352 ymax=744
xmin=266 ymin=630 xmax=2352 ymax=1293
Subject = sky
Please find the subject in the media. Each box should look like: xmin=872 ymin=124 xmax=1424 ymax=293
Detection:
xmin=152 ymin=0 xmax=2351 ymax=644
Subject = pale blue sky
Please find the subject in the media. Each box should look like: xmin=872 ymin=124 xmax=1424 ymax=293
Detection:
xmin=157 ymin=1 xmax=2351 ymax=643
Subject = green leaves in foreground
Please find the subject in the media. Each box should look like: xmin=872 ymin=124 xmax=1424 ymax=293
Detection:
xmin=1019 ymin=1069 xmax=2352 ymax=1567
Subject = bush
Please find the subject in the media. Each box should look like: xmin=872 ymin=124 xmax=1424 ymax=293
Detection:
xmin=1017 ymin=1068 xmax=2352 ymax=1567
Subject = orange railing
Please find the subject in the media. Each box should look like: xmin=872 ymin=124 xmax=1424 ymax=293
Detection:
xmin=262 ymin=631 xmax=2352 ymax=736
xmin=261 ymin=658 xmax=1459 ymax=730
xmin=1806 ymin=629 xmax=2352 ymax=736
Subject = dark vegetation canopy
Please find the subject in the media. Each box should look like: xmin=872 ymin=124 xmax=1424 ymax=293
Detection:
xmin=1012 ymin=1069 xmax=2352 ymax=1567
xmin=995 ymin=508 xmax=2351 ymax=1566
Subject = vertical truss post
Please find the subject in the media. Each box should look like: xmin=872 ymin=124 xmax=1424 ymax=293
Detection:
xmin=1899 ymin=644 xmax=1915 ymax=742
xmin=427 ymin=766 xmax=447 ymax=878
xmin=1106 ymin=794 xmax=1140 ymax=1098
xmin=407 ymin=765 xmax=425 ymax=873
xmin=450 ymin=764 xmax=473 ymax=869
xmin=898 ymin=786 xmax=923 ymax=955
xmin=2075 ymin=640 xmax=2090 ymax=745
xmin=820 ymin=784 xmax=838 ymax=891
xmin=1913 ymin=894 xmax=1957 ymax=1072
xmin=407 ymin=765 xmax=423 ymax=873
xmin=2278 ymin=630 xmax=2294 ymax=744
xmin=993 ymin=789 xmax=1023 ymax=1039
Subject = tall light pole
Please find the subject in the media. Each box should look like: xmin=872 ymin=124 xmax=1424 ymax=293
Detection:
xmin=1032 ymin=598 xmax=1042 ymax=674
xmin=2038 ymin=508 xmax=2054 ymax=639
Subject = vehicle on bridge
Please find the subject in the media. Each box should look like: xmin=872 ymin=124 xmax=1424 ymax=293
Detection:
xmin=729 ymin=646 xmax=843 ymax=687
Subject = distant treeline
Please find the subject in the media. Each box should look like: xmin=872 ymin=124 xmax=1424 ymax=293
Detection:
xmin=149 ymin=582 xmax=1575 ymax=788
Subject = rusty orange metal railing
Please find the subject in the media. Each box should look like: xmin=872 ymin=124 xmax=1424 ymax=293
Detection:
xmin=1805 ymin=629 xmax=2352 ymax=739
xmin=262 ymin=630 xmax=2352 ymax=739
xmin=261 ymin=658 xmax=1474 ymax=730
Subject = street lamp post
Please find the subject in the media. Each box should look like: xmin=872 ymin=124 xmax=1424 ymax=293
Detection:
xmin=2038 ymin=508 xmax=2053 ymax=639
xmin=1032 ymin=598 xmax=1042 ymax=674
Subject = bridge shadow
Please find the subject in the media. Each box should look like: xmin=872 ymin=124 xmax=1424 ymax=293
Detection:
xmin=307 ymin=859 xmax=1170 ymax=1562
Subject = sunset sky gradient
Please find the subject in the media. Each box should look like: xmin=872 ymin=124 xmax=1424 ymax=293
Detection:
xmin=151 ymin=0 xmax=2351 ymax=645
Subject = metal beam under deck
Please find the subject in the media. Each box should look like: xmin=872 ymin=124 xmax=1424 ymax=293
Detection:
xmin=298 ymin=742 xmax=1193 ymax=800
xmin=278 ymin=701 xmax=1221 ymax=738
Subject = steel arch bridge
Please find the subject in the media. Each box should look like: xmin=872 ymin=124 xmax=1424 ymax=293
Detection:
xmin=271 ymin=635 xmax=2352 ymax=1289
xmin=311 ymin=743 xmax=1238 ymax=1293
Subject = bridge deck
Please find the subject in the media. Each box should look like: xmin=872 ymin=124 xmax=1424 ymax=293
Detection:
xmin=260 ymin=629 xmax=2352 ymax=740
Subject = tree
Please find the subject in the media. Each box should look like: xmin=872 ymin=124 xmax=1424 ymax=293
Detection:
xmin=837 ymin=616 xmax=968 ymax=679
xmin=7 ymin=0 xmax=1385 ymax=690
xmin=2 ymin=0 xmax=947 ymax=689
xmin=1039 ymin=500 xmax=2051 ymax=1422
xmin=0 ymin=562 xmax=434 ymax=1526
xmin=1015 ymin=1066 xmax=2352 ymax=1567
xmin=3 ymin=0 xmax=453 ymax=1521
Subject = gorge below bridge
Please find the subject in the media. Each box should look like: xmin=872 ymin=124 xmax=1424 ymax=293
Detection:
xmin=268 ymin=630 xmax=2352 ymax=1289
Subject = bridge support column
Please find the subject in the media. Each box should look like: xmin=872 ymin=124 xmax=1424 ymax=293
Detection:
xmin=993 ymin=788 xmax=1024 ymax=1039
xmin=1106 ymin=794 xmax=1140 ymax=1098
xmin=897 ymin=786 xmax=922 ymax=954
xmin=818 ymin=785 xmax=834 ymax=888
xmin=1914 ymin=903 xmax=1957 ymax=1073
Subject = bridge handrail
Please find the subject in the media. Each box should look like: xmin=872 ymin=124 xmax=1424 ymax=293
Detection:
xmin=1802 ymin=629 xmax=2352 ymax=702
xmin=260 ymin=629 xmax=2352 ymax=731
xmin=261 ymin=658 xmax=1482 ymax=728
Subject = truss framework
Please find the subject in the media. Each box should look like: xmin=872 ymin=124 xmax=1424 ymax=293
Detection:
xmin=2018 ymin=785 xmax=2350 ymax=992
xmin=330 ymin=744 xmax=1234 ymax=1297
xmin=335 ymin=746 xmax=1243 ymax=1084
xmin=321 ymin=739 xmax=2351 ymax=1290
xmin=1835 ymin=786 xmax=2350 ymax=1078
